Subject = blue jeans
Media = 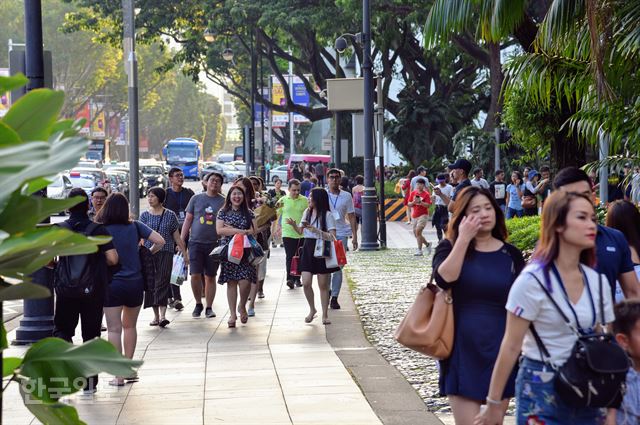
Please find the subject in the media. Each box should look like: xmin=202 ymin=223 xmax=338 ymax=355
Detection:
xmin=516 ymin=357 xmax=605 ymax=425
xmin=330 ymin=236 xmax=349 ymax=297
xmin=507 ymin=207 xmax=523 ymax=219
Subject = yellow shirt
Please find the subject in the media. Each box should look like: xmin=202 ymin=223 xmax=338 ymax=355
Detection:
xmin=279 ymin=195 xmax=308 ymax=239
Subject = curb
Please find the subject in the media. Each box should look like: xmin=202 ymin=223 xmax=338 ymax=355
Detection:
xmin=325 ymin=280 xmax=443 ymax=425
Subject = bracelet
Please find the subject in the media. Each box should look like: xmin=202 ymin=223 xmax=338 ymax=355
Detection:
xmin=485 ymin=397 xmax=502 ymax=406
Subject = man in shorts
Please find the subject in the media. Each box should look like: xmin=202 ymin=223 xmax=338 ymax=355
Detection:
xmin=407 ymin=178 xmax=432 ymax=256
xmin=181 ymin=172 xmax=225 ymax=318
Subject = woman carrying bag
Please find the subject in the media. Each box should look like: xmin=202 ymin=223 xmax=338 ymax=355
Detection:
xmin=215 ymin=186 xmax=256 ymax=328
xmin=475 ymin=191 xmax=620 ymax=425
xmin=432 ymin=186 xmax=524 ymax=424
xmin=286 ymin=187 xmax=339 ymax=325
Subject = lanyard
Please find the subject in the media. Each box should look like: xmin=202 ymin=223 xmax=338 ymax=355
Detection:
xmin=550 ymin=264 xmax=596 ymax=332
xmin=328 ymin=192 xmax=339 ymax=210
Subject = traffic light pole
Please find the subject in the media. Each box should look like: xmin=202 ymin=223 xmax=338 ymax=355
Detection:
xmin=123 ymin=0 xmax=139 ymax=218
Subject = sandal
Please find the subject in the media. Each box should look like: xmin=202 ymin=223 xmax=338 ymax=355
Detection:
xmin=109 ymin=378 xmax=125 ymax=387
xmin=305 ymin=311 xmax=317 ymax=323
xmin=149 ymin=320 xmax=159 ymax=326
xmin=159 ymin=319 xmax=170 ymax=328
xmin=228 ymin=320 xmax=236 ymax=328
xmin=322 ymin=318 xmax=332 ymax=325
xmin=125 ymin=372 xmax=139 ymax=382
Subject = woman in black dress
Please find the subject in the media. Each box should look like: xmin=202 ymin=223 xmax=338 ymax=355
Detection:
xmin=286 ymin=188 xmax=339 ymax=325
xmin=216 ymin=186 xmax=256 ymax=328
xmin=432 ymin=186 xmax=524 ymax=424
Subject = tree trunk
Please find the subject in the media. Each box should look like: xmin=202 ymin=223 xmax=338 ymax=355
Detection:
xmin=483 ymin=42 xmax=503 ymax=132
xmin=551 ymin=102 xmax=586 ymax=171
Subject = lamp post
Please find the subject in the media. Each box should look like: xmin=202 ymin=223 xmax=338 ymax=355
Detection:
xmin=123 ymin=0 xmax=140 ymax=218
xmin=360 ymin=0 xmax=379 ymax=251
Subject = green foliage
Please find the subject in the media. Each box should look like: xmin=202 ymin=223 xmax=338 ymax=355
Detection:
xmin=0 ymin=75 xmax=140 ymax=424
xmin=506 ymin=215 xmax=541 ymax=253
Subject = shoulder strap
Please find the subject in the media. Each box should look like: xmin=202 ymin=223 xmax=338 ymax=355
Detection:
xmin=84 ymin=222 xmax=100 ymax=236
xmin=599 ymin=273 xmax=605 ymax=326
xmin=528 ymin=272 xmax=572 ymax=325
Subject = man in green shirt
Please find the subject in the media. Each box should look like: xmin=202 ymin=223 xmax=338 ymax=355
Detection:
xmin=278 ymin=179 xmax=308 ymax=288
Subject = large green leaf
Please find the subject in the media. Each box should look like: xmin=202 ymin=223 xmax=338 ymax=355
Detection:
xmin=3 ymin=357 xmax=22 ymax=377
xmin=21 ymin=338 xmax=142 ymax=402
xmin=0 ymin=73 xmax=28 ymax=95
xmin=24 ymin=177 xmax=53 ymax=196
xmin=0 ymin=193 xmax=85 ymax=234
xmin=0 ymin=281 xmax=51 ymax=301
xmin=0 ymin=227 xmax=109 ymax=278
xmin=0 ymin=121 xmax=22 ymax=146
xmin=19 ymin=385 xmax=86 ymax=425
xmin=3 ymin=89 xmax=64 ymax=142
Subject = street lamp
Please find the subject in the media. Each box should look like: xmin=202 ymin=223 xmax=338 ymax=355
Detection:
xmin=203 ymin=28 xmax=215 ymax=43
xmin=222 ymin=47 xmax=234 ymax=62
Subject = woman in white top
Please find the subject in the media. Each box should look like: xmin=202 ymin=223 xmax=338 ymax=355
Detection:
xmin=286 ymin=187 xmax=339 ymax=325
xmin=475 ymin=191 xmax=614 ymax=425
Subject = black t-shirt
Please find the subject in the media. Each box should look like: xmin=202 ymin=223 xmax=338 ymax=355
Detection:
xmin=451 ymin=179 xmax=471 ymax=201
xmin=66 ymin=214 xmax=114 ymax=253
xmin=163 ymin=187 xmax=195 ymax=227
xmin=489 ymin=181 xmax=507 ymax=205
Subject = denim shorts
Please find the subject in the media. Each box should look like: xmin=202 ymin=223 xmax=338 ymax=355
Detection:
xmin=516 ymin=357 xmax=605 ymax=425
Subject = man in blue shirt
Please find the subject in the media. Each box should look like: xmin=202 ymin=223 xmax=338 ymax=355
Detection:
xmin=553 ymin=167 xmax=640 ymax=300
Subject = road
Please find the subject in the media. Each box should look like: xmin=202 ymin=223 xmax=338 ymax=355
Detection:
xmin=4 ymin=180 xmax=230 ymax=325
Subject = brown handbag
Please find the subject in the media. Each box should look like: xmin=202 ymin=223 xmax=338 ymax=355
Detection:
xmin=394 ymin=273 xmax=454 ymax=360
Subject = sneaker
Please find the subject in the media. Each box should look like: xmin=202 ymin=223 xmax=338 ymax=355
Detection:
xmin=174 ymin=300 xmax=184 ymax=311
xmin=425 ymin=242 xmax=432 ymax=255
xmin=330 ymin=296 xmax=341 ymax=310
xmin=205 ymin=307 xmax=216 ymax=318
xmin=258 ymin=291 xmax=265 ymax=299
xmin=248 ymin=307 xmax=255 ymax=317
xmin=286 ymin=280 xmax=295 ymax=289
xmin=192 ymin=304 xmax=204 ymax=317
xmin=414 ymin=249 xmax=423 ymax=256
xmin=168 ymin=298 xmax=175 ymax=309
xmin=295 ymin=280 xmax=302 ymax=287
xmin=272 ymin=243 xmax=277 ymax=248
xmin=279 ymin=244 xmax=284 ymax=248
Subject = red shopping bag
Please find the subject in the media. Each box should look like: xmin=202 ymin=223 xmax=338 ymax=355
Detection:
xmin=335 ymin=239 xmax=347 ymax=266
xmin=290 ymin=247 xmax=302 ymax=276
xmin=228 ymin=234 xmax=244 ymax=265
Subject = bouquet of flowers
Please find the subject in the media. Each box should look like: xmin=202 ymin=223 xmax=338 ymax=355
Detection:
xmin=254 ymin=192 xmax=278 ymax=228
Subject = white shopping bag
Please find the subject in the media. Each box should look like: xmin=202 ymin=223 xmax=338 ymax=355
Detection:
xmin=170 ymin=253 xmax=186 ymax=286
xmin=325 ymin=240 xmax=339 ymax=268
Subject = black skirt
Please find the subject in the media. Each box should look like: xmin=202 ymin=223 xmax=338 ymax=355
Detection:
xmin=299 ymin=238 xmax=340 ymax=275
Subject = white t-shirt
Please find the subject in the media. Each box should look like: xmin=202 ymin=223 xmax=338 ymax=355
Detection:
xmin=326 ymin=189 xmax=355 ymax=238
xmin=300 ymin=209 xmax=336 ymax=239
xmin=506 ymin=263 xmax=614 ymax=366
xmin=410 ymin=174 xmax=430 ymax=191
xmin=470 ymin=178 xmax=489 ymax=189
xmin=433 ymin=184 xmax=454 ymax=206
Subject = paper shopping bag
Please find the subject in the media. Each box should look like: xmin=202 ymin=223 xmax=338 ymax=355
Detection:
xmin=334 ymin=239 xmax=347 ymax=266
xmin=325 ymin=242 xmax=339 ymax=269
xmin=314 ymin=238 xmax=324 ymax=258
xmin=290 ymin=252 xmax=301 ymax=276
xmin=170 ymin=253 xmax=186 ymax=285
xmin=228 ymin=234 xmax=244 ymax=264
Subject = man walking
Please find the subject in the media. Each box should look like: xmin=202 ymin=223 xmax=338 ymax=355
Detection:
xmin=407 ymin=178 xmax=432 ymax=255
xmin=489 ymin=169 xmax=507 ymax=214
xmin=326 ymin=168 xmax=358 ymax=309
xmin=278 ymin=179 xmax=308 ymax=289
xmin=445 ymin=158 xmax=472 ymax=213
xmin=163 ymin=167 xmax=195 ymax=311
xmin=53 ymin=188 xmax=118 ymax=393
xmin=181 ymin=172 xmax=225 ymax=318
xmin=315 ymin=162 xmax=326 ymax=187
xmin=470 ymin=168 xmax=489 ymax=189
xmin=432 ymin=174 xmax=453 ymax=242
xmin=89 ymin=187 xmax=108 ymax=221
xmin=410 ymin=166 xmax=429 ymax=191
xmin=300 ymin=172 xmax=314 ymax=197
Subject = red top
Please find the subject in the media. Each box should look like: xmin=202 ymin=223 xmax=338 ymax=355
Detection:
xmin=408 ymin=189 xmax=432 ymax=218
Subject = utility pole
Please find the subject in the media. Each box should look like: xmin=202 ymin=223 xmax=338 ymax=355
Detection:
xmin=250 ymin=29 xmax=257 ymax=176
xmin=335 ymin=49 xmax=342 ymax=166
xmin=376 ymin=75 xmax=386 ymax=248
xmin=260 ymin=54 xmax=266 ymax=180
xmin=123 ymin=0 xmax=139 ymax=218
xmin=360 ymin=0 xmax=379 ymax=251
xmin=288 ymin=50 xmax=295 ymax=157
xmin=13 ymin=0 xmax=55 ymax=345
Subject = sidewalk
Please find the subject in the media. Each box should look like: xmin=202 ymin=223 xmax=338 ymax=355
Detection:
xmin=3 ymin=247 xmax=436 ymax=425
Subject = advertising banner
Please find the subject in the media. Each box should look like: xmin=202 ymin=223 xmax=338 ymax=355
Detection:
xmin=77 ymin=102 xmax=91 ymax=136
xmin=90 ymin=102 xmax=106 ymax=139
xmin=271 ymin=75 xmax=311 ymax=127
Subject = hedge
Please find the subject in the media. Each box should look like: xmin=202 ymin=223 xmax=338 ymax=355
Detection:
xmin=506 ymin=215 xmax=541 ymax=253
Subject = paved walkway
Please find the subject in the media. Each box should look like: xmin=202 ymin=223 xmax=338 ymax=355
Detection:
xmin=3 ymin=240 xmax=440 ymax=425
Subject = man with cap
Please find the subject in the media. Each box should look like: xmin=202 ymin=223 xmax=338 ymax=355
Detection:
xmin=443 ymin=158 xmax=472 ymax=213
xmin=410 ymin=166 xmax=430 ymax=191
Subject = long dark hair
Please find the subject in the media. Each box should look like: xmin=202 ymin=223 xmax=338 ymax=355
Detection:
xmin=222 ymin=186 xmax=254 ymax=230
xmin=305 ymin=188 xmax=331 ymax=231
xmin=238 ymin=177 xmax=256 ymax=205
xmin=447 ymin=186 xmax=508 ymax=245
xmin=95 ymin=192 xmax=131 ymax=225
xmin=606 ymin=200 xmax=640 ymax=259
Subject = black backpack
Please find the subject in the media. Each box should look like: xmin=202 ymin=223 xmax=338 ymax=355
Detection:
xmin=54 ymin=221 xmax=103 ymax=298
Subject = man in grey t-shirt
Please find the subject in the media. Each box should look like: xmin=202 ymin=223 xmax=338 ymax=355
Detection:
xmin=181 ymin=172 xmax=225 ymax=319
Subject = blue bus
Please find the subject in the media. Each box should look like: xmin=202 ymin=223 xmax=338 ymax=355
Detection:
xmin=162 ymin=138 xmax=202 ymax=180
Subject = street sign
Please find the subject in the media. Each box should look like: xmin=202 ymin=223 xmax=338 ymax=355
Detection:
xmin=274 ymin=144 xmax=285 ymax=154
xmin=321 ymin=139 xmax=332 ymax=151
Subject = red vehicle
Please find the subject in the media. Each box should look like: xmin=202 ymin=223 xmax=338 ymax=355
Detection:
xmin=287 ymin=154 xmax=331 ymax=180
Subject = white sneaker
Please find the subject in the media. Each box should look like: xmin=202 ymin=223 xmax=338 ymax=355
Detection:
xmin=414 ymin=249 xmax=423 ymax=256
xmin=425 ymin=242 xmax=432 ymax=255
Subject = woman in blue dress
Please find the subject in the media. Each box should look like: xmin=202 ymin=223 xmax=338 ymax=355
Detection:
xmin=432 ymin=186 xmax=524 ymax=423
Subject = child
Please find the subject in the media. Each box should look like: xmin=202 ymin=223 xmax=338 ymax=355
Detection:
xmin=612 ymin=300 xmax=640 ymax=425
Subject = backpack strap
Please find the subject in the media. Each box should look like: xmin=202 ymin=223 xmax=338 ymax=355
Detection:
xmin=84 ymin=222 xmax=101 ymax=237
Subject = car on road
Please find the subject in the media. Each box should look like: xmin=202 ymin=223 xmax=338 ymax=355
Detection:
xmin=67 ymin=173 xmax=97 ymax=197
xmin=269 ymin=165 xmax=288 ymax=183
xmin=106 ymin=167 xmax=148 ymax=198
xmin=140 ymin=164 xmax=166 ymax=189
xmin=47 ymin=174 xmax=74 ymax=215
xmin=106 ymin=171 xmax=130 ymax=199
xmin=201 ymin=162 xmax=243 ymax=182
xmin=71 ymin=167 xmax=108 ymax=186
xmin=76 ymin=160 xmax=102 ymax=168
